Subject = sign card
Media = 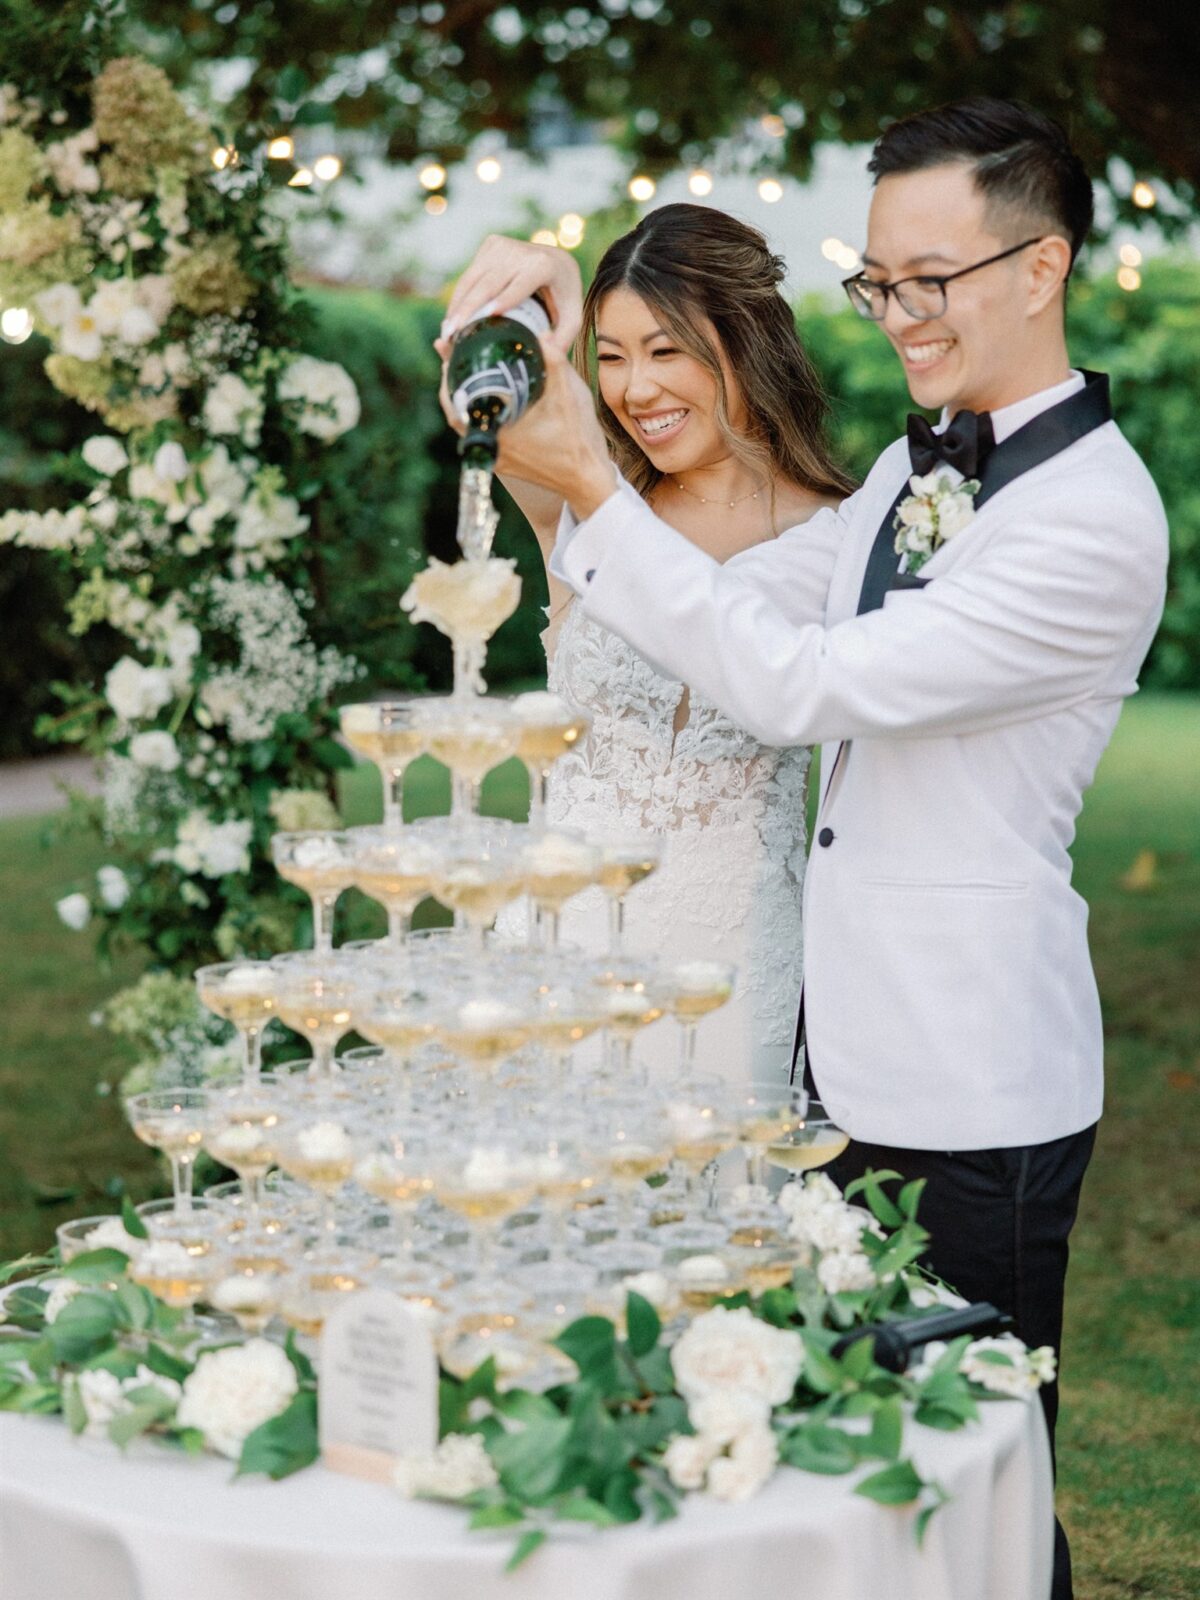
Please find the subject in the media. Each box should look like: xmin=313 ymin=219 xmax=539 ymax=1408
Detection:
xmin=319 ymin=1290 xmax=438 ymax=1482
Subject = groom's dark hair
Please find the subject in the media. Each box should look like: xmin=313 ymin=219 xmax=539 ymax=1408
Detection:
xmin=868 ymin=98 xmax=1094 ymax=267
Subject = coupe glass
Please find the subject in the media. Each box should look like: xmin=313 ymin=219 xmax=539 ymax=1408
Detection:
xmin=587 ymin=1094 xmax=671 ymax=1274
xmin=431 ymin=993 xmax=535 ymax=1117
xmin=426 ymin=823 xmax=527 ymax=948
xmin=195 ymin=960 xmax=277 ymax=1080
xmin=339 ymin=700 xmax=426 ymax=831
xmin=657 ymin=1085 xmax=739 ymax=1252
xmin=352 ymin=1130 xmax=442 ymax=1294
xmin=432 ymin=1139 xmax=542 ymax=1310
xmin=414 ymin=698 xmax=521 ymax=817
xmin=590 ymin=964 xmax=667 ymax=1082
xmin=349 ymin=984 xmax=436 ymax=1110
xmin=347 ymin=826 xmax=438 ymax=944
xmin=271 ymin=830 xmax=357 ymax=951
xmin=764 ymin=1099 xmax=850 ymax=1174
xmin=202 ymin=1081 xmax=284 ymax=1209
xmin=126 ymin=1088 xmax=209 ymax=1214
xmin=663 ymin=959 xmax=736 ymax=1071
xmin=596 ymin=835 xmax=663 ymax=956
xmin=273 ymin=1100 xmax=362 ymax=1256
xmin=520 ymin=829 xmax=602 ymax=947
xmin=508 ymin=692 xmax=591 ymax=825
xmin=271 ymin=953 xmax=355 ymax=1076
xmin=278 ymin=1249 xmax=377 ymax=1345
xmin=526 ymin=981 xmax=607 ymax=1098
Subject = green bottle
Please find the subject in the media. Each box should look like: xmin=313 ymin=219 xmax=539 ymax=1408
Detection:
xmin=448 ymin=296 xmax=550 ymax=466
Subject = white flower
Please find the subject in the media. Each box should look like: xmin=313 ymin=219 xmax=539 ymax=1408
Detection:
xmin=153 ymin=442 xmax=189 ymax=483
xmin=662 ymin=1432 xmax=721 ymax=1490
xmin=937 ymin=491 xmax=976 ymax=540
xmin=173 ymin=812 xmax=253 ymax=878
xmin=621 ymin=1270 xmax=674 ymax=1311
xmin=689 ymin=1388 xmax=772 ymax=1445
xmin=199 ymin=442 xmax=248 ymax=505
xmin=105 ymin=657 xmax=174 ymax=722
xmin=82 ymin=435 xmax=129 ymax=476
xmin=60 ymin=305 xmax=104 ymax=361
xmin=1027 ymin=1346 xmax=1057 ymax=1385
xmin=670 ymin=1306 xmax=803 ymax=1409
xmin=393 ymin=1433 xmax=498 ymax=1500
xmin=232 ymin=491 xmax=308 ymax=560
xmin=277 ymin=356 xmax=360 ymax=441
xmin=45 ymin=127 xmax=100 ymax=194
xmin=118 ymin=306 xmax=158 ymax=346
xmin=961 ymin=1334 xmax=1051 ymax=1398
xmin=202 ymin=373 xmax=264 ymax=446
xmin=43 ymin=1278 xmax=84 ymax=1322
xmin=129 ymin=730 xmax=181 ymax=772
xmin=705 ymin=1425 xmax=778 ymax=1503
xmin=56 ymin=892 xmax=91 ymax=931
xmin=34 ymin=282 xmax=82 ymax=327
xmin=75 ymin=1369 xmax=129 ymax=1436
xmin=96 ymin=865 xmax=130 ymax=910
xmin=816 ymin=1250 xmax=876 ymax=1296
xmin=176 ymin=1339 xmax=297 ymax=1459
xmin=83 ymin=1217 xmax=144 ymax=1257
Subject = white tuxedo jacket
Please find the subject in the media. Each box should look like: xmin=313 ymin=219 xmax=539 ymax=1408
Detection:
xmin=553 ymin=380 xmax=1169 ymax=1149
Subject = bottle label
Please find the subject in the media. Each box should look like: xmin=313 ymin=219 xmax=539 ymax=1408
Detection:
xmin=462 ymin=295 xmax=551 ymax=339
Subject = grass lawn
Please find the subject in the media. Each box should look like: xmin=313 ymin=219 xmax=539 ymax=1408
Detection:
xmin=0 ymin=692 xmax=1197 ymax=1596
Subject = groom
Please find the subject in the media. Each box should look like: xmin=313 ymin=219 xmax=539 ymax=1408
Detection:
xmin=469 ymin=99 xmax=1168 ymax=1596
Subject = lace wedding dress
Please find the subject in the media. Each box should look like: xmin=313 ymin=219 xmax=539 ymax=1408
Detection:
xmin=513 ymin=601 xmax=810 ymax=1085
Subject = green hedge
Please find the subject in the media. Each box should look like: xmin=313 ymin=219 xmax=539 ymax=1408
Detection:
xmin=1 ymin=257 xmax=1195 ymax=758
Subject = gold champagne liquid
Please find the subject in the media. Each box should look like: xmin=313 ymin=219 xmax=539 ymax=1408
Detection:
xmin=539 ymin=1174 xmax=597 ymax=1205
xmin=280 ymin=1308 xmax=325 ymax=1337
xmin=276 ymin=861 xmax=352 ymax=896
xmin=352 ymin=867 xmax=432 ymax=906
xmin=132 ymin=1119 xmax=204 ymax=1157
xmin=132 ymin=1270 xmax=206 ymax=1307
xmin=198 ymin=985 xmax=276 ymax=1028
xmin=743 ymin=1258 xmax=795 ymax=1292
xmin=207 ymin=1111 xmax=279 ymax=1175
xmin=598 ymin=859 xmax=656 ymax=896
xmin=527 ymin=870 xmax=596 ymax=911
xmin=356 ymin=1168 xmax=434 ymax=1206
xmin=529 ymin=1016 xmax=601 ymax=1050
xmin=359 ymin=1017 xmax=434 ymax=1054
xmin=672 ymin=1135 xmax=732 ymax=1170
xmin=739 ymin=1111 xmax=803 ymax=1145
xmin=435 ymin=1185 xmax=536 ymax=1221
xmin=425 ymin=730 xmax=513 ymax=782
xmin=275 ymin=996 xmax=353 ymax=1039
xmin=766 ymin=1131 xmax=851 ymax=1171
xmin=228 ymin=1251 xmax=289 ymax=1274
xmin=436 ymin=1024 xmax=531 ymax=1063
xmin=280 ymin=1154 xmax=354 ymax=1189
xmin=346 ymin=726 xmax=425 ymax=765
xmin=517 ymin=722 xmax=584 ymax=766
xmin=671 ymin=990 xmax=732 ymax=1021
xmin=436 ymin=876 xmax=525 ymax=924
xmin=608 ymin=1148 xmax=668 ymax=1184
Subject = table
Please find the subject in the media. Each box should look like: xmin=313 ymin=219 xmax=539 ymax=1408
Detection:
xmin=0 ymin=1397 xmax=1052 ymax=1600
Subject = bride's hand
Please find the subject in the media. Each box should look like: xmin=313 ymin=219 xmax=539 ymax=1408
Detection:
xmin=494 ymin=340 xmax=614 ymax=518
xmin=434 ymin=235 xmax=584 ymax=358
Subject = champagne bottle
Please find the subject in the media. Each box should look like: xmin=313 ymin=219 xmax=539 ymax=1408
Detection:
xmin=448 ymin=297 xmax=550 ymax=466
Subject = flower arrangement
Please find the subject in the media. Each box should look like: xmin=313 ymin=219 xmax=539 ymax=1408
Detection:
xmin=0 ymin=40 xmax=365 ymax=1077
xmin=0 ymin=1174 xmax=1053 ymax=1569
xmin=892 ymin=470 xmax=980 ymax=573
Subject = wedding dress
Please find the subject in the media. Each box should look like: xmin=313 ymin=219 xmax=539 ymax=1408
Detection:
xmin=514 ymin=599 xmax=810 ymax=1086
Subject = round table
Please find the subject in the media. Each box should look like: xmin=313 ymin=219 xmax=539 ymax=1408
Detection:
xmin=0 ymin=1398 xmax=1052 ymax=1600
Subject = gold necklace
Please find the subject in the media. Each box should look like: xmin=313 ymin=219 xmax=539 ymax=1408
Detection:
xmin=673 ymin=477 xmax=763 ymax=509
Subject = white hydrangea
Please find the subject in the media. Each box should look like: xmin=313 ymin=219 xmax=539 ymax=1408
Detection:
xmin=105 ymin=657 xmax=174 ymax=722
xmin=129 ymin=730 xmax=181 ymax=772
xmin=232 ymin=489 xmax=308 ymax=564
xmin=176 ymin=1339 xmax=297 ymax=1459
xmin=0 ymin=506 xmax=89 ymax=551
xmin=55 ymin=892 xmax=91 ymax=931
xmin=277 ymin=355 xmax=361 ymax=442
xmin=173 ymin=811 xmax=253 ymax=878
xmin=202 ymin=373 xmax=264 ymax=446
xmin=72 ymin=1365 xmax=180 ymax=1439
xmin=393 ymin=1433 xmax=498 ymax=1500
xmin=34 ymin=281 xmax=83 ymax=328
xmin=96 ymin=864 xmax=130 ymax=910
xmin=671 ymin=1306 xmax=803 ymax=1410
xmin=82 ymin=435 xmax=129 ymax=476
xmin=45 ymin=126 xmax=100 ymax=195
xmin=153 ymin=442 xmax=189 ymax=483
xmin=816 ymin=1250 xmax=877 ymax=1296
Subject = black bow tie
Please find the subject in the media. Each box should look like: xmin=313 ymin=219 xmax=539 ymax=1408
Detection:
xmin=907 ymin=409 xmax=996 ymax=480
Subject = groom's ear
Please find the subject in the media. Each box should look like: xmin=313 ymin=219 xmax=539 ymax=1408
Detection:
xmin=1026 ymin=235 xmax=1074 ymax=316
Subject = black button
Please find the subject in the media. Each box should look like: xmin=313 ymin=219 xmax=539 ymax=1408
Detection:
xmin=585 ymin=568 xmax=596 ymax=583
xmin=817 ymin=827 xmax=835 ymax=848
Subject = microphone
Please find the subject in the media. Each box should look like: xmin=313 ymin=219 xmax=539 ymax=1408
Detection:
xmin=831 ymin=1302 xmax=1014 ymax=1373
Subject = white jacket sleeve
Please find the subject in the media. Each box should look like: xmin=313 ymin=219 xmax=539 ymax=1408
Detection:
xmin=557 ymin=469 xmax=1168 ymax=748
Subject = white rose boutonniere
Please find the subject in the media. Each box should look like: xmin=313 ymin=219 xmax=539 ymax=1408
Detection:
xmin=893 ymin=471 xmax=980 ymax=574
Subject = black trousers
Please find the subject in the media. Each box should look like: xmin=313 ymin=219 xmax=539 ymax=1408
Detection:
xmin=824 ymin=1123 xmax=1096 ymax=1600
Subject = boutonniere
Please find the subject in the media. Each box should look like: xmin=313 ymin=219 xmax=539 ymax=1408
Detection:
xmin=893 ymin=470 xmax=980 ymax=574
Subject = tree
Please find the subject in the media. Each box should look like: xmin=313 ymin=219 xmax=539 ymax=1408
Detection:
xmin=84 ymin=0 xmax=1197 ymax=231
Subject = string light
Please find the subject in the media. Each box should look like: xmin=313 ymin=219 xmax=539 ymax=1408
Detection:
xmin=757 ymin=178 xmax=783 ymax=203
xmin=1117 ymin=266 xmax=1142 ymax=291
xmin=425 ymin=194 xmax=448 ymax=216
xmin=760 ymin=114 xmax=786 ymax=138
xmin=628 ymin=175 xmax=656 ymax=202
xmin=0 ymin=306 xmax=33 ymax=344
xmin=557 ymin=212 xmax=585 ymax=248
xmin=821 ymin=237 xmax=844 ymax=261
xmin=419 ymin=162 xmax=448 ymax=191
xmin=266 ymin=136 xmax=294 ymax=160
xmin=1119 ymin=243 xmax=1143 ymax=267
xmin=210 ymin=146 xmax=237 ymax=170
xmin=531 ymin=229 xmax=559 ymax=247
xmin=476 ymin=157 xmax=502 ymax=183
xmin=313 ymin=155 xmax=342 ymax=181
xmin=1131 ymin=181 xmax=1156 ymax=209
xmin=688 ymin=169 xmax=714 ymax=196
xmin=288 ymin=168 xmax=314 ymax=188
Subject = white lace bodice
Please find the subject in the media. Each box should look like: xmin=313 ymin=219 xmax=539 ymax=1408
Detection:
xmin=541 ymin=601 xmax=810 ymax=1080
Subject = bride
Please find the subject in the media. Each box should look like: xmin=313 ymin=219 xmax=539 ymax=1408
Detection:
xmin=438 ymin=204 xmax=852 ymax=1082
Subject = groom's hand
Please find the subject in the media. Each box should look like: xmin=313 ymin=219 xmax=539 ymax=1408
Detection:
xmin=494 ymin=340 xmax=615 ymax=518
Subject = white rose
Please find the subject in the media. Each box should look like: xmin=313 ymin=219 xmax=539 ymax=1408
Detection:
xmin=82 ymin=435 xmax=129 ymax=476
xmin=88 ymin=279 xmax=136 ymax=335
xmin=82 ymin=1216 xmax=144 ymax=1257
xmin=129 ymin=730 xmax=181 ymax=772
xmin=96 ymin=865 xmax=130 ymax=909
xmin=670 ymin=1306 xmax=803 ymax=1408
xmin=232 ymin=492 xmax=308 ymax=555
xmin=277 ymin=355 xmax=360 ymax=441
xmin=174 ymin=811 xmax=253 ymax=878
xmin=43 ymin=1278 xmax=85 ymax=1322
xmin=105 ymin=657 xmax=174 ymax=722
xmin=961 ymin=1334 xmax=1043 ymax=1398
xmin=705 ymin=1425 xmax=778 ymax=1503
xmin=393 ymin=1432 xmax=498 ymax=1500
xmin=662 ymin=1432 xmax=721 ymax=1490
xmin=689 ymin=1388 xmax=772 ymax=1445
xmin=816 ymin=1250 xmax=876 ymax=1296
xmin=804 ymin=1202 xmax=869 ymax=1256
xmin=117 ymin=305 xmax=158 ymax=345
xmin=936 ymin=491 xmax=976 ymax=540
xmin=75 ymin=1369 xmax=129 ymax=1436
xmin=56 ymin=892 xmax=91 ymax=931
xmin=152 ymin=442 xmax=189 ymax=483
xmin=34 ymin=282 xmax=82 ymax=328
xmin=896 ymin=497 xmax=933 ymax=527
xmin=202 ymin=374 xmax=264 ymax=446
xmin=199 ymin=443 xmax=247 ymax=504
xmin=175 ymin=1339 xmax=298 ymax=1459
xmin=908 ymin=471 xmax=942 ymax=499
xmin=621 ymin=1270 xmax=674 ymax=1311
xmin=777 ymin=1173 xmax=842 ymax=1216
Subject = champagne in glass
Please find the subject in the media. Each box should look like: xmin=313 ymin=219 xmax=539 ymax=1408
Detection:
xmin=765 ymin=1101 xmax=850 ymax=1172
xmin=597 ymin=836 xmax=662 ymax=956
xmin=339 ymin=701 xmax=425 ymax=831
xmin=271 ymin=831 xmax=356 ymax=951
xmin=509 ymin=692 xmax=591 ymax=824
xmin=195 ymin=960 xmax=277 ymax=1080
xmin=127 ymin=1088 xmax=209 ymax=1215
xmin=521 ymin=829 xmax=602 ymax=947
xmin=416 ymin=700 xmax=521 ymax=816
xmin=665 ymin=960 xmax=736 ymax=1071
xmin=348 ymin=827 xmax=438 ymax=944
xmin=272 ymin=955 xmax=355 ymax=1076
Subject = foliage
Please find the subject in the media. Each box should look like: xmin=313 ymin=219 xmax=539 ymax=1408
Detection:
xmin=53 ymin=0 xmax=1197 ymax=228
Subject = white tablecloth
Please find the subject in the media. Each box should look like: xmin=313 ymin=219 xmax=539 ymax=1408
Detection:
xmin=0 ymin=1399 xmax=1053 ymax=1600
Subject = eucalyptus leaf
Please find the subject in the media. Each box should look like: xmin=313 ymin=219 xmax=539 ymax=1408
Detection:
xmin=489 ymin=1416 xmax=571 ymax=1503
xmin=780 ymin=1422 xmax=859 ymax=1475
xmin=236 ymin=1390 xmax=319 ymax=1480
xmin=121 ymin=1196 xmax=149 ymax=1240
xmin=855 ymin=1457 xmax=925 ymax=1506
xmin=61 ymin=1248 xmax=129 ymax=1285
xmin=625 ymin=1291 xmax=660 ymax=1358
xmin=866 ymin=1396 xmax=903 ymax=1462
xmin=505 ymin=1528 xmax=547 ymax=1571
xmin=46 ymin=1292 xmax=120 ymax=1362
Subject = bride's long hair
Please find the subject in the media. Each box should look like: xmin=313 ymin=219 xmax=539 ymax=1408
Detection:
xmin=576 ymin=204 xmax=855 ymax=505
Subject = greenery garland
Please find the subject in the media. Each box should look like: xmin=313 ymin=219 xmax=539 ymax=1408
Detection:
xmin=0 ymin=1174 xmax=1055 ymax=1570
xmin=0 ymin=34 xmax=366 ymax=1082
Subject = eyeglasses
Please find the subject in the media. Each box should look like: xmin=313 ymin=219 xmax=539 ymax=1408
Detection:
xmin=842 ymin=237 xmax=1046 ymax=322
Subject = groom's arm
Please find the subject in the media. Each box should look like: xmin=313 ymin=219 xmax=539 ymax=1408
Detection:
xmin=557 ymin=471 xmax=1168 ymax=747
